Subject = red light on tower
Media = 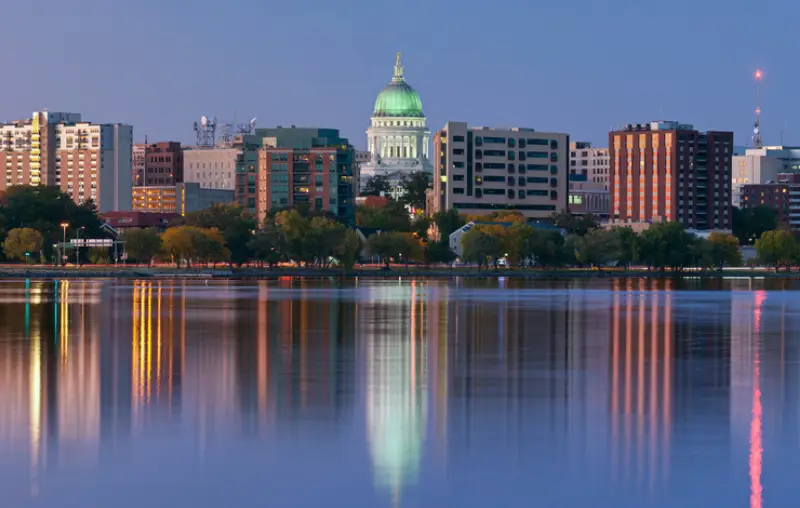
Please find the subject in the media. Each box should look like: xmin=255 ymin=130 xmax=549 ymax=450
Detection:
xmin=755 ymin=69 xmax=762 ymax=80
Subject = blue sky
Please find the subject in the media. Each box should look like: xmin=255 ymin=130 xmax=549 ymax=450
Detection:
xmin=0 ymin=0 xmax=796 ymax=149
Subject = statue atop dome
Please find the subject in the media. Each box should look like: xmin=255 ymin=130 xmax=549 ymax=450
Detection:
xmin=393 ymin=52 xmax=404 ymax=81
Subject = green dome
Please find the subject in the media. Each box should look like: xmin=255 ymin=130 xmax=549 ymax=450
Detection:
xmin=373 ymin=54 xmax=424 ymax=118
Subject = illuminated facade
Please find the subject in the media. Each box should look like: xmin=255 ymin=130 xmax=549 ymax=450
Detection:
xmin=609 ymin=121 xmax=733 ymax=229
xmin=360 ymin=53 xmax=432 ymax=195
xmin=0 ymin=111 xmax=132 ymax=211
xmin=132 ymin=182 xmax=234 ymax=214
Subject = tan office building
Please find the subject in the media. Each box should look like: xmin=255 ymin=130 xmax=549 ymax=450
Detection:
xmin=430 ymin=122 xmax=568 ymax=219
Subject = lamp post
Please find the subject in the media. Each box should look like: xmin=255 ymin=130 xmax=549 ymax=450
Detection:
xmin=76 ymin=226 xmax=85 ymax=267
xmin=60 ymin=222 xmax=69 ymax=266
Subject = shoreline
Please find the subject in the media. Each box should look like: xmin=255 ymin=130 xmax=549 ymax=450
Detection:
xmin=0 ymin=266 xmax=795 ymax=279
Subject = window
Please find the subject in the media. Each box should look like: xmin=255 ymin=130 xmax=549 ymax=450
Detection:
xmin=550 ymin=153 xmax=558 ymax=162
xmin=484 ymin=137 xmax=506 ymax=144
xmin=528 ymin=164 xmax=548 ymax=171
xmin=453 ymin=174 xmax=465 ymax=181
xmin=453 ymin=148 xmax=465 ymax=155
xmin=507 ymin=189 xmax=515 ymax=199
xmin=551 ymin=140 xmax=559 ymax=149
xmin=453 ymin=161 xmax=465 ymax=168
xmin=527 ymin=176 xmax=548 ymax=184
xmin=474 ymin=176 xmax=482 ymax=185
xmin=484 ymin=176 xmax=505 ymax=182
xmin=484 ymin=150 xmax=505 ymax=157
xmin=550 ymin=165 xmax=558 ymax=174
xmin=527 ymin=139 xmax=549 ymax=146
xmin=507 ymin=163 xmax=515 ymax=173
xmin=475 ymin=136 xmax=483 ymax=147
xmin=507 ymin=151 xmax=515 ymax=161
xmin=518 ymin=190 xmax=526 ymax=199
xmin=527 ymin=152 xmax=548 ymax=158
xmin=475 ymin=189 xmax=483 ymax=198
xmin=475 ymin=150 xmax=483 ymax=159
xmin=475 ymin=162 xmax=483 ymax=172
xmin=519 ymin=139 xmax=526 ymax=148
xmin=453 ymin=187 xmax=465 ymax=194
xmin=508 ymin=138 xmax=516 ymax=148
xmin=518 ymin=177 xmax=526 ymax=186
xmin=507 ymin=176 xmax=515 ymax=186
xmin=550 ymin=178 xmax=558 ymax=187
xmin=453 ymin=135 xmax=465 ymax=142
xmin=484 ymin=163 xmax=505 ymax=169
xmin=550 ymin=190 xmax=558 ymax=200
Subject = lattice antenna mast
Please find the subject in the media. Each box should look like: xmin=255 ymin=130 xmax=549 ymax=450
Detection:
xmin=753 ymin=69 xmax=764 ymax=148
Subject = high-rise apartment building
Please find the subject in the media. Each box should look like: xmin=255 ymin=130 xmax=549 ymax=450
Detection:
xmin=609 ymin=121 xmax=733 ymax=230
xmin=569 ymin=142 xmax=610 ymax=190
xmin=132 ymin=142 xmax=183 ymax=187
xmin=0 ymin=111 xmax=132 ymax=211
xmin=430 ymin=122 xmax=568 ymax=219
xmin=183 ymin=146 xmax=238 ymax=191
xmin=256 ymin=127 xmax=357 ymax=224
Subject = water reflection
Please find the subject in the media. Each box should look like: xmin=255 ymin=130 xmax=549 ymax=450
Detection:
xmin=0 ymin=278 xmax=794 ymax=506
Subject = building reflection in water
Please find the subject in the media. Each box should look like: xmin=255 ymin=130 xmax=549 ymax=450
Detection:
xmin=363 ymin=281 xmax=428 ymax=504
xmin=0 ymin=278 xmax=794 ymax=506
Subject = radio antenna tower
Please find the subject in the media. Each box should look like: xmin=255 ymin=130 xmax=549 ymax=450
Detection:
xmin=753 ymin=69 xmax=764 ymax=148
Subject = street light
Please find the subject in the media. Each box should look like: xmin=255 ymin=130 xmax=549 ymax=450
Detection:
xmin=75 ymin=226 xmax=86 ymax=267
xmin=60 ymin=222 xmax=69 ymax=266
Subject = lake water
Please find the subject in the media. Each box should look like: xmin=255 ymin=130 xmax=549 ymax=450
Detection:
xmin=0 ymin=277 xmax=797 ymax=507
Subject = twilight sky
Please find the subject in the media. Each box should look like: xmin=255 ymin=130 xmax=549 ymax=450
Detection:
xmin=0 ymin=0 xmax=796 ymax=150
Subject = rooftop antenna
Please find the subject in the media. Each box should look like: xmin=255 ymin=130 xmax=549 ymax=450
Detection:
xmin=753 ymin=69 xmax=764 ymax=148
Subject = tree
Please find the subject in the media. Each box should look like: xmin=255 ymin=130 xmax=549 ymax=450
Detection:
xmin=615 ymin=227 xmax=640 ymax=269
xmin=733 ymin=206 xmax=778 ymax=245
xmin=195 ymin=228 xmax=230 ymax=267
xmin=706 ymin=231 xmax=743 ymax=271
xmin=337 ymin=229 xmax=362 ymax=271
xmin=529 ymin=229 xmax=566 ymax=268
xmin=399 ymin=171 xmax=431 ymax=209
xmin=756 ymin=229 xmax=797 ymax=271
xmin=175 ymin=203 xmax=256 ymax=266
xmin=161 ymin=226 xmax=202 ymax=268
xmin=366 ymin=232 xmax=409 ymax=268
xmin=122 ymin=228 xmax=162 ymax=266
xmin=638 ymin=222 xmax=698 ymax=272
xmin=425 ymin=241 xmax=456 ymax=267
xmin=411 ymin=216 xmax=431 ymax=241
xmin=3 ymin=228 xmax=44 ymax=263
xmin=247 ymin=225 xmax=285 ymax=268
xmin=461 ymin=225 xmax=503 ymax=270
xmin=504 ymin=223 xmax=534 ymax=266
xmin=433 ymin=209 xmax=466 ymax=241
xmin=356 ymin=200 xmax=412 ymax=232
xmin=573 ymin=228 xmax=621 ymax=269
xmin=0 ymin=186 xmax=104 ymax=261
xmin=362 ymin=175 xmax=391 ymax=197
xmin=550 ymin=212 xmax=599 ymax=236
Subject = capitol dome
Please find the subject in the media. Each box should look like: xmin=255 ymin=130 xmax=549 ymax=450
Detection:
xmin=373 ymin=54 xmax=424 ymax=118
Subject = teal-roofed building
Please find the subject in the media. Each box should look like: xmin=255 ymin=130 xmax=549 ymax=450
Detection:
xmin=361 ymin=53 xmax=432 ymax=196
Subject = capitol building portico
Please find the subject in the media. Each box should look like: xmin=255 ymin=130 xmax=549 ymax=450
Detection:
xmin=360 ymin=53 xmax=432 ymax=194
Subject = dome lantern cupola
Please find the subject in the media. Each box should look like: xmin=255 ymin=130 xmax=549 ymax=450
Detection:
xmin=372 ymin=53 xmax=424 ymax=118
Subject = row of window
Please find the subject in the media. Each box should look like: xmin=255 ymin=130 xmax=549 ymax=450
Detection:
xmin=474 ymin=137 xmax=557 ymax=149
xmin=473 ymin=150 xmax=558 ymax=162
xmin=473 ymin=163 xmax=559 ymax=174
xmin=452 ymin=203 xmax=558 ymax=211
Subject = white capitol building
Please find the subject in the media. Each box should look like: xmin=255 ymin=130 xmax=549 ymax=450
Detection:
xmin=360 ymin=53 xmax=432 ymax=193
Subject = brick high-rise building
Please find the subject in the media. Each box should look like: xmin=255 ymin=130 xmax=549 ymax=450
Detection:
xmin=609 ymin=121 xmax=733 ymax=230
xmin=132 ymin=141 xmax=183 ymax=187
xmin=255 ymin=127 xmax=357 ymax=224
xmin=0 ymin=111 xmax=132 ymax=211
